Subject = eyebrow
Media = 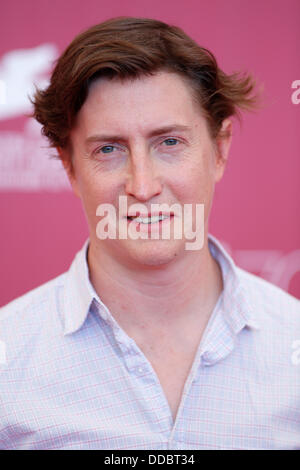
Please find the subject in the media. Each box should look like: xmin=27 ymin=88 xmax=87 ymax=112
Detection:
xmin=84 ymin=124 xmax=192 ymax=146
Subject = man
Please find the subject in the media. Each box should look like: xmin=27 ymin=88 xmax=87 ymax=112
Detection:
xmin=0 ymin=17 xmax=299 ymax=450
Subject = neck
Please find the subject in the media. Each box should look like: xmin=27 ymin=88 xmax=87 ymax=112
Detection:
xmin=87 ymin=235 xmax=223 ymax=334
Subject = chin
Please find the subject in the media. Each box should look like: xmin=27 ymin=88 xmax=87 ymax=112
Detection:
xmin=125 ymin=239 xmax=183 ymax=267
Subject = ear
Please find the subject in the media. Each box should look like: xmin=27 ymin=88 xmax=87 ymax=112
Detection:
xmin=214 ymin=118 xmax=232 ymax=183
xmin=57 ymin=147 xmax=81 ymax=198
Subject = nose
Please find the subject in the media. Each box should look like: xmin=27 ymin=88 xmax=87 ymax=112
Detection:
xmin=125 ymin=150 xmax=162 ymax=202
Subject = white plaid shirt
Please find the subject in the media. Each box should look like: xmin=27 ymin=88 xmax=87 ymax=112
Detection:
xmin=0 ymin=234 xmax=299 ymax=449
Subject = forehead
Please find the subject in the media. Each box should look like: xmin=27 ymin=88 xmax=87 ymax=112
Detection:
xmin=88 ymin=70 xmax=196 ymax=105
xmin=75 ymin=71 xmax=206 ymax=133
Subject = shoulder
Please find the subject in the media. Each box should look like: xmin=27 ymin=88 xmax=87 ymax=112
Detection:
xmin=236 ymin=266 xmax=300 ymax=328
xmin=0 ymin=272 xmax=67 ymax=321
xmin=0 ymin=272 xmax=68 ymax=366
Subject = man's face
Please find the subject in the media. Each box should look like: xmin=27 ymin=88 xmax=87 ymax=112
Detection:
xmin=64 ymin=71 xmax=231 ymax=266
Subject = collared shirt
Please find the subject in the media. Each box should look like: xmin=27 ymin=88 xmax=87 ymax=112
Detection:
xmin=0 ymin=234 xmax=299 ymax=450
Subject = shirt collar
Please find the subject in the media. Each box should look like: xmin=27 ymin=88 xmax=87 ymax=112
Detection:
xmin=62 ymin=234 xmax=260 ymax=336
xmin=62 ymin=238 xmax=101 ymax=335
xmin=197 ymin=234 xmax=261 ymax=367
xmin=208 ymin=234 xmax=260 ymax=333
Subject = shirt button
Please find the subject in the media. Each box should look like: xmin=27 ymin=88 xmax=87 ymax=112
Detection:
xmin=137 ymin=367 xmax=144 ymax=373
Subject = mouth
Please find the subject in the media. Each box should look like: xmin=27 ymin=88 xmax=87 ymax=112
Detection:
xmin=126 ymin=212 xmax=174 ymax=224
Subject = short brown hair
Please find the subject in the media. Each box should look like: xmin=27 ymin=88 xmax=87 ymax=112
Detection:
xmin=32 ymin=17 xmax=261 ymax=172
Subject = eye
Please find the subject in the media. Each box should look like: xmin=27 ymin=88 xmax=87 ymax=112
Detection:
xmin=162 ymin=138 xmax=179 ymax=146
xmin=97 ymin=145 xmax=116 ymax=154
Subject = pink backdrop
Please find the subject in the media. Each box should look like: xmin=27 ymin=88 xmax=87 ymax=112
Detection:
xmin=0 ymin=0 xmax=299 ymax=306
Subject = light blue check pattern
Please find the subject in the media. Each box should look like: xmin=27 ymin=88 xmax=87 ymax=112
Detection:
xmin=0 ymin=234 xmax=299 ymax=449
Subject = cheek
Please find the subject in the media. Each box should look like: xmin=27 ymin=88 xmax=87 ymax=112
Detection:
xmin=76 ymin=169 xmax=119 ymax=224
xmin=171 ymin=159 xmax=215 ymax=204
xmin=77 ymin=161 xmax=116 ymax=199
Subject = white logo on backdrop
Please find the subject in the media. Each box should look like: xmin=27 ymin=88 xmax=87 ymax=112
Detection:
xmin=0 ymin=44 xmax=69 ymax=190
xmin=0 ymin=44 xmax=57 ymax=120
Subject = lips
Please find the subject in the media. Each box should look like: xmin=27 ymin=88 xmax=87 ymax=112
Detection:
xmin=126 ymin=213 xmax=174 ymax=224
xmin=126 ymin=211 xmax=174 ymax=219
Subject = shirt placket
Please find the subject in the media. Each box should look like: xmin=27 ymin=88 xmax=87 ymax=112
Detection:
xmin=97 ymin=301 xmax=174 ymax=439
